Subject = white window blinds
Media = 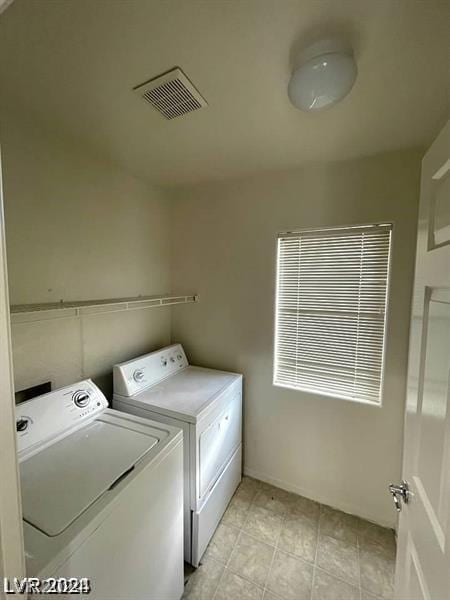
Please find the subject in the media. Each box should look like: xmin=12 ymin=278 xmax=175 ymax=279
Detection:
xmin=274 ymin=224 xmax=392 ymax=404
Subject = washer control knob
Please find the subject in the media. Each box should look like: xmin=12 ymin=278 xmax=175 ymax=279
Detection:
xmin=133 ymin=369 xmax=145 ymax=383
xmin=161 ymin=357 xmax=167 ymax=367
xmin=170 ymin=356 xmax=176 ymax=363
xmin=177 ymin=354 xmax=182 ymax=361
xmin=16 ymin=418 xmax=29 ymax=432
xmin=73 ymin=390 xmax=91 ymax=408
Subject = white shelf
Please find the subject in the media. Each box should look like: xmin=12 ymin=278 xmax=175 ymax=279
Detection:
xmin=10 ymin=294 xmax=198 ymax=324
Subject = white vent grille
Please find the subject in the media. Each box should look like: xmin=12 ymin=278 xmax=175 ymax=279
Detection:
xmin=134 ymin=67 xmax=207 ymax=120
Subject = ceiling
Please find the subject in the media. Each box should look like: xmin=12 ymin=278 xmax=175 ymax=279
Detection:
xmin=0 ymin=0 xmax=448 ymax=186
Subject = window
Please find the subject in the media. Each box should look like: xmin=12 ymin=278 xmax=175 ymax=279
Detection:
xmin=273 ymin=224 xmax=392 ymax=404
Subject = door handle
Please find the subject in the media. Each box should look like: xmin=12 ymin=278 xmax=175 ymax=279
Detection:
xmin=389 ymin=480 xmax=410 ymax=512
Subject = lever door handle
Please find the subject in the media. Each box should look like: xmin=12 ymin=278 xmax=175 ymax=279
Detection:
xmin=389 ymin=480 xmax=410 ymax=512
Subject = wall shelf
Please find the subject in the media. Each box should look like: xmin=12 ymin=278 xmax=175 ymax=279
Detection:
xmin=10 ymin=294 xmax=198 ymax=324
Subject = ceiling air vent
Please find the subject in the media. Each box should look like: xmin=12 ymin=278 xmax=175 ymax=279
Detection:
xmin=134 ymin=67 xmax=207 ymax=120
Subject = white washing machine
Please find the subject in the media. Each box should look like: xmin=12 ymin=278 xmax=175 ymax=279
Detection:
xmin=16 ymin=379 xmax=184 ymax=600
xmin=113 ymin=344 xmax=242 ymax=566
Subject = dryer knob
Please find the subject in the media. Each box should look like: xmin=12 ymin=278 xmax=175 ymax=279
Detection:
xmin=133 ymin=369 xmax=145 ymax=383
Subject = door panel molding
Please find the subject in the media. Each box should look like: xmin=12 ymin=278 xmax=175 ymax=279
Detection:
xmin=395 ymin=120 xmax=450 ymax=600
xmin=0 ymin=146 xmax=25 ymax=590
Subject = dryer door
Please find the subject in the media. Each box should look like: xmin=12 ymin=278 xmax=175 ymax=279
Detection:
xmin=197 ymin=385 xmax=241 ymax=502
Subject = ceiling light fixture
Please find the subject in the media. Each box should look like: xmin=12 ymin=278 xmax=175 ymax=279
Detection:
xmin=288 ymin=39 xmax=357 ymax=111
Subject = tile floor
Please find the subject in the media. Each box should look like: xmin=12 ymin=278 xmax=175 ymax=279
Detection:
xmin=183 ymin=477 xmax=396 ymax=600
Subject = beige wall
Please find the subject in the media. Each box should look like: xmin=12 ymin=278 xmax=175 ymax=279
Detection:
xmin=1 ymin=111 xmax=172 ymax=398
xmin=170 ymin=150 xmax=421 ymax=527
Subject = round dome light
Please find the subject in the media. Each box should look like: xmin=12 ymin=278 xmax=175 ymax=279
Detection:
xmin=288 ymin=47 xmax=357 ymax=111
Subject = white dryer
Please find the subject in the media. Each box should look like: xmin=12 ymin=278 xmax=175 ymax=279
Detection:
xmin=113 ymin=344 xmax=242 ymax=566
xmin=16 ymin=379 xmax=184 ymax=600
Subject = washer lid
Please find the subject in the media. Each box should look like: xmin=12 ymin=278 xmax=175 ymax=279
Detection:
xmin=20 ymin=418 xmax=158 ymax=537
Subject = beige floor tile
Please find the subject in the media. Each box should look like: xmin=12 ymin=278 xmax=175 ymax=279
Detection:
xmin=233 ymin=476 xmax=262 ymax=504
xmin=263 ymin=592 xmax=283 ymax=600
xmin=316 ymin=534 xmax=360 ymax=587
xmin=222 ymin=494 xmax=251 ymax=528
xmin=278 ymin=512 xmax=318 ymax=563
xmin=319 ymin=505 xmax=360 ymax=545
xmin=240 ymin=476 xmax=263 ymax=494
xmin=286 ymin=493 xmax=321 ymax=521
xmin=235 ymin=484 xmax=260 ymax=504
xmin=215 ymin=569 xmax=263 ymax=600
xmin=243 ymin=504 xmax=284 ymax=546
xmin=204 ymin=523 xmax=240 ymax=564
xmin=361 ymin=591 xmax=384 ymax=600
xmin=263 ymin=590 xmax=283 ymax=600
xmin=227 ymin=532 xmax=274 ymax=587
xmin=182 ymin=556 xmax=224 ymax=600
xmin=359 ymin=535 xmax=396 ymax=561
xmin=360 ymin=541 xmax=395 ymax=599
xmin=266 ymin=550 xmax=314 ymax=600
xmin=214 ymin=476 xmax=398 ymax=600
xmin=253 ymin=486 xmax=291 ymax=516
xmin=358 ymin=521 xmax=396 ymax=556
xmin=312 ymin=567 xmax=360 ymax=600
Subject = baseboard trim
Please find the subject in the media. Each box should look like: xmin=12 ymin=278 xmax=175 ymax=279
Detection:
xmin=243 ymin=465 xmax=396 ymax=530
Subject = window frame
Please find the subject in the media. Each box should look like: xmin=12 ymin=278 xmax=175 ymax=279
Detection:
xmin=272 ymin=222 xmax=394 ymax=406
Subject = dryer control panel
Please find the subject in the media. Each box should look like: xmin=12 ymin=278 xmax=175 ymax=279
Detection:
xmin=113 ymin=344 xmax=188 ymax=397
xmin=16 ymin=380 xmax=108 ymax=454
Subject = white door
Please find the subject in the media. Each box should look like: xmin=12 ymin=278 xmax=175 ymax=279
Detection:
xmin=0 ymin=146 xmax=25 ymax=591
xmin=395 ymin=120 xmax=450 ymax=599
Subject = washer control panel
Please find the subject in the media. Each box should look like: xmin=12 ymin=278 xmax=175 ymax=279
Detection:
xmin=16 ymin=379 xmax=108 ymax=453
xmin=113 ymin=343 xmax=188 ymax=397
